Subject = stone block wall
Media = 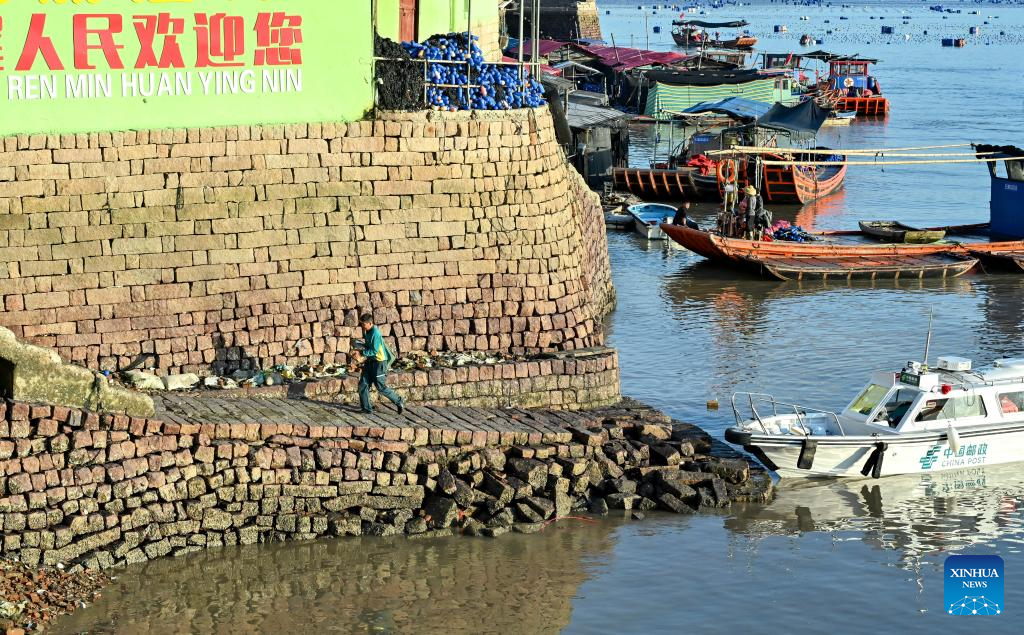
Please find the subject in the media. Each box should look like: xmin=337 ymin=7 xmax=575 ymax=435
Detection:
xmin=0 ymin=107 xmax=615 ymax=381
xmin=508 ymin=1 xmax=603 ymax=41
xmin=0 ymin=398 xmax=769 ymax=572
xmin=211 ymin=348 xmax=620 ymax=411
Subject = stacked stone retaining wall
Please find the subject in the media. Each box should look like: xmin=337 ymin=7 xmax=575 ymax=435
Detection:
xmin=0 ymin=397 xmax=771 ymax=572
xmin=216 ymin=348 xmax=619 ymax=411
xmin=0 ymin=107 xmax=614 ymax=385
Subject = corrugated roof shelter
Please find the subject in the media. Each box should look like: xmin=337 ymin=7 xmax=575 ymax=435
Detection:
xmin=505 ymin=39 xmax=570 ymax=61
xmin=572 ymin=43 xmax=688 ymax=71
xmin=680 ymin=97 xmax=773 ymax=121
xmin=565 ymin=101 xmax=629 ymax=130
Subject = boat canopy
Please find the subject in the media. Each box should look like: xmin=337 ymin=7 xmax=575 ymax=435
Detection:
xmin=680 ymin=97 xmax=772 ymax=121
xmin=642 ymin=68 xmax=763 ymax=86
xmin=756 ymin=100 xmax=829 ymax=135
xmin=802 ymin=50 xmax=879 ymax=64
xmin=672 ymin=19 xmax=750 ymax=28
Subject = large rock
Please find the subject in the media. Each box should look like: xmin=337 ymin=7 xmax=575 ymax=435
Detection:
xmin=657 ymin=493 xmax=694 ymax=514
xmin=124 ymin=370 xmax=165 ymax=391
xmin=480 ymin=472 xmax=514 ymax=508
xmin=693 ymin=459 xmax=750 ymax=484
xmin=0 ymin=326 xmax=154 ymax=416
xmin=162 ymin=373 xmax=200 ymax=391
xmin=423 ymin=496 xmax=458 ymax=528
xmin=507 ymin=458 xmax=549 ymax=490
xmin=523 ymin=496 xmax=555 ymax=520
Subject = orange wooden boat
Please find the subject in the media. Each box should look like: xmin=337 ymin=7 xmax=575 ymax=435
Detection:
xmin=759 ymin=151 xmax=847 ymax=204
xmin=741 ymin=253 xmax=978 ymax=281
xmin=661 ymin=224 xmax=1024 ymax=269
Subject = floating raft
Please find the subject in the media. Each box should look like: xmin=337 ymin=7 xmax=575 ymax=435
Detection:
xmin=742 ymin=253 xmax=978 ymax=281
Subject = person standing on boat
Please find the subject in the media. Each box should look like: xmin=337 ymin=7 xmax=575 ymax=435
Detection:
xmin=742 ymin=186 xmax=764 ymax=239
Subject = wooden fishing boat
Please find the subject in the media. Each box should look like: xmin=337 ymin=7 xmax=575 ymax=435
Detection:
xmin=660 ymin=223 xmax=1024 ymax=266
xmin=742 ymin=252 xmax=978 ymax=281
xmin=858 ymin=221 xmax=947 ymax=244
xmin=671 ymin=19 xmax=757 ymax=50
xmin=969 ymin=249 xmax=1024 ymax=272
xmin=760 ymin=149 xmax=847 ymax=204
xmin=830 ymin=58 xmax=888 ymax=115
xmin=672 ymin=29 xmax=757 ymax=50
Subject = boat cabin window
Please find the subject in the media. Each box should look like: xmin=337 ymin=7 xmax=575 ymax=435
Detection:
xmin=872 ymin=388 xmax=920 ymax=428
xmin=914 ymin=395 xmax=987 ymax=422
xmin=831 ymin=62 xmax=868 ymax=77
xmin=998 ymin=391 xmax=1024 ymax=414
xmin=849 ymin=384 xmax=889 ymax=416
xmin=1008 ymin=159 xmax=1024 ymax=182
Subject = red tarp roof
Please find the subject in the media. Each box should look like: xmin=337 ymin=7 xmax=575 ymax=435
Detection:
xmin=500 ymin=56 xmax=560 ymax=76
xmin=506 ymin=39 xmax=570 ymax=59
xmin=570 ymin=43 xmax=688 ymax=70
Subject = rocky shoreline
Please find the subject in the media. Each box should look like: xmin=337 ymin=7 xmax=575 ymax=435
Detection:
xmin=0 ymin=560 xmax=108 ymax=633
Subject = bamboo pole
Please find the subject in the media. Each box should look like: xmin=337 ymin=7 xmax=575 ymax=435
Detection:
xmin=709 ymin=143 xmax=985 ymax=154
xmin=711 ymin=150 xmax=1000 ymax=158
xmin=758 ymin=156 xmax=1013 ymax=167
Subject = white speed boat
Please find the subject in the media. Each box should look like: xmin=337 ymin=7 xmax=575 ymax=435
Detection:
xmin=725 ymin=356 xmax=1024 ymax=479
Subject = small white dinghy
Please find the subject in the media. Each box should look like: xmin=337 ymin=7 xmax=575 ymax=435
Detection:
xmin=627 ymin=203 xmax=678 ymax=240
xmin=726 ymin=356 xmax=1024 ymax=479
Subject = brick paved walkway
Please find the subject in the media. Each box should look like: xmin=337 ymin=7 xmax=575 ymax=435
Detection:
xmin=154 ymin=394 xmax=615 ymax=447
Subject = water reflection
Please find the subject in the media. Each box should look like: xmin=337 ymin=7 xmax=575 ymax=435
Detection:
xmin=729 ymin=464 xmax=1024 ymax=570
xmin=54 ymin=525 xmax=617 ymax=634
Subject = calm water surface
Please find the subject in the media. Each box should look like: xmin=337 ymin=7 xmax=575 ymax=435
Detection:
xmin=56 ymin=2 xmax=1024 ymax=633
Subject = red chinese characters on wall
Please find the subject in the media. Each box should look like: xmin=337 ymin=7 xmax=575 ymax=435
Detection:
xmin=134 ymin=13 xmax=186 ymax=69
xmin=0 ymin=12 xmax=304 ymax=72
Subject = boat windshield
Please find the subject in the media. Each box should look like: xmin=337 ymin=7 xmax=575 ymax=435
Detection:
xmin=848 ymin=384 xmax=889 ymax=416
xmin=871 ymin=387 xmax=921 ymax=428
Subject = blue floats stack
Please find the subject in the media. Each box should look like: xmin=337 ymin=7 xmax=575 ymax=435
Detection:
xmin=402 ymin=33 xmax=546 ymax=111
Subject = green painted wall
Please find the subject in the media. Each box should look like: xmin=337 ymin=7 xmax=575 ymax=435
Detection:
xmin=0 ymin=0 xmax=373 ymax=135
xmin=376 ymin=0 xmax=498 ymax=42
xmin=376 ymin=0 xmax=402 ymax=41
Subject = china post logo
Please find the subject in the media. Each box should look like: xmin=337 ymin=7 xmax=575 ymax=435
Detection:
xmin=944 ymin=555 xmax=1004 ymax=615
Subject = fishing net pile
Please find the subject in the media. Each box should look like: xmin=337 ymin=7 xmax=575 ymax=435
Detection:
xmin=771 ymin=220 xmax=817 ymax=242
xmin=374 ymin=34 xmax=425 ymax=110
xmin=398 ymin=33 xmax=546 ymax=111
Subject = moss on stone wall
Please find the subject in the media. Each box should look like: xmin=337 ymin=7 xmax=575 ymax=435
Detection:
xmin=0 ymin=328 xmax=153 ymax=417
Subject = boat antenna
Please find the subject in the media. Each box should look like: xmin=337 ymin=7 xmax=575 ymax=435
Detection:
xmin=922 ymin=308 xmax=934 ymax=369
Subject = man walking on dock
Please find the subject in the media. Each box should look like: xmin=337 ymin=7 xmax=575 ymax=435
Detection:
xmin=354 ymin=313 xmax=405 ymax=415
